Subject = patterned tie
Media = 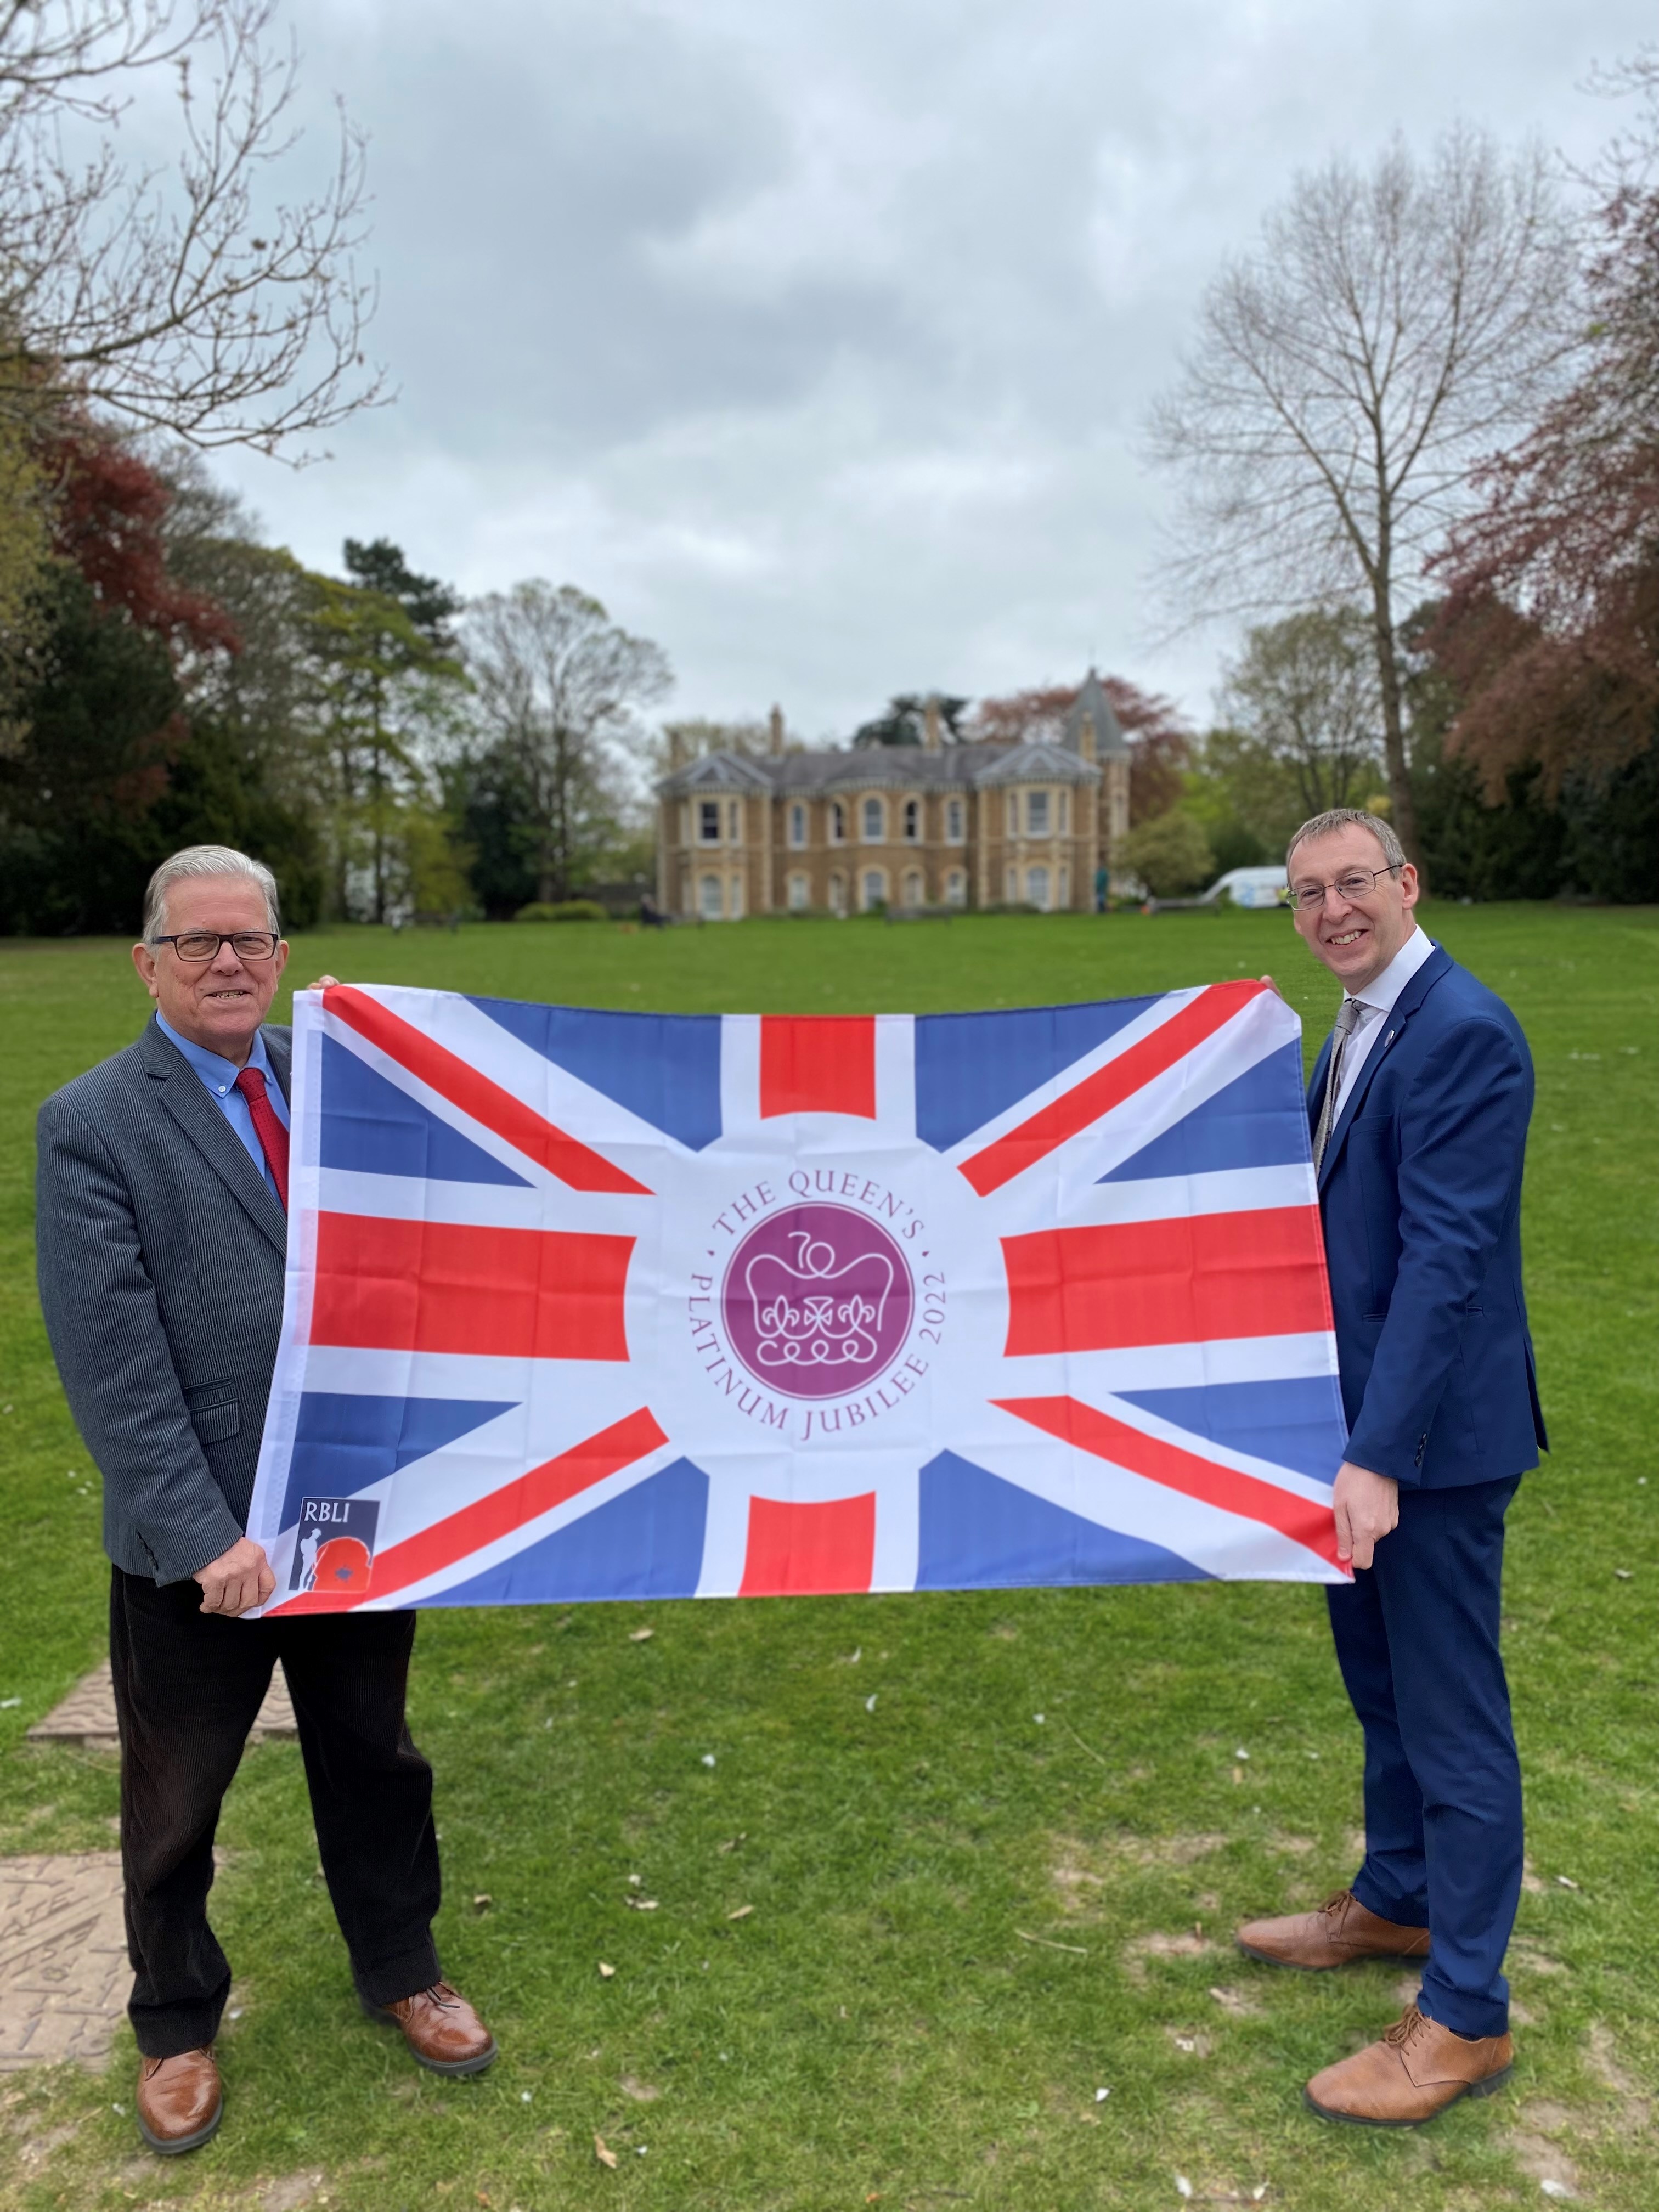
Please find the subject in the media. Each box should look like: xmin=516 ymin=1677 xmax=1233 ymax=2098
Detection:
xmin=1312 ymin=997 xmax=1365 ymax=1173
xmin=234 ymin=1066 xmax=289 ymax=1210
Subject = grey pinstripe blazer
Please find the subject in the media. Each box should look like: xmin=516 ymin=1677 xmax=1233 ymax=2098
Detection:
xmin=36 ymin=1015 xmax=292 ymax=1584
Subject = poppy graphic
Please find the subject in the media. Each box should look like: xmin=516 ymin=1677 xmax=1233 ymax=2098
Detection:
xmin=313 ymin=1535 xmax=373 ymax=1593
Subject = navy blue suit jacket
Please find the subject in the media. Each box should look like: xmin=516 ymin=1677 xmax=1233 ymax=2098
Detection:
xmin=1311 ymin=943 xmax=1547 ymax=1489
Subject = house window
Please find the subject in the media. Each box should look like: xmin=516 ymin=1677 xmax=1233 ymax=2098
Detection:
xmin=829 ymin=801 xmax=846 ymax=845
xmin=727 ymin=799 xmax=742 ymax=843
xmin=788 ymin=802 xmax=806 ymax=848
xmin=699 ymin=873 xmax=723 ymax=919
xmin=902 ymin=868 xmax=924 ymax=908
xmin=729 ymin=872 xmax=745 ymax=919
xmin=945 ymin=797 xmax=964 ymax=843
xmin=828 ymin=871 xmax=847 ymax=916
xmin=698 ymin=800 xmax=721 ymax=844
xmin=788 ymin=872 xmax=809 ymax=910
xmin=1027 ymin=789 xmax=1050 ymax=836
xmin=902 ymin=797 xmax=921 ymax=842
xmin=1005 ymin=864 xmax=1018 ymax=902
xmin=861 ymin=868 xmax=887 ymax=912
xmin=1006 ymin=792 xmax=1018 ymax=838
xmin=861 ymin=795 xmax=884 ymax=843
xmin=1026 ymin=865 xmax=1050 ymax=911
xmin=1058 ymin=789 xmax=1069 ymax=834
xmin=945 ymin=868 xmax=966 ymax=907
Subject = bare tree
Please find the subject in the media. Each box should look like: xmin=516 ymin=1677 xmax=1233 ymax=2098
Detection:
xmin=463 ymin=583 xmax=672 ymax=905
xmin=1147 ymin=127 xmax=1579 ymax=861
xmin=0 ymin=0 xmax=380 ymax=453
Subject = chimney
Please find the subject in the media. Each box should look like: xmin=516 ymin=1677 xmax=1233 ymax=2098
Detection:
xmin=668 ymin=726 xmax=684 ymax=770
xmin=769 ymin=703 xmax=785 ymax=757
xmin=1078 ymin=711 xmax=1097 ymax=763
xmin=923 ymin=694 xmax=942 ymax=752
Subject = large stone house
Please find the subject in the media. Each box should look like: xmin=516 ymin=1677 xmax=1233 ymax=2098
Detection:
xmin=655 ymin=671 xmax=1133 ymax=919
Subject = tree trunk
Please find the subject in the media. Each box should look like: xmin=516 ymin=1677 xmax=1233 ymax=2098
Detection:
xmin=1368 ymin=579 xmax=1420 ymax=872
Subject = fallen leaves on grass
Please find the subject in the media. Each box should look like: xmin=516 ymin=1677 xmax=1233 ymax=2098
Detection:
xmin=1121 ymin=1929 xmax=1218 ymax=1982
xmin=1207 ymin=1985 xmax=1262 ymax=2018
xmin=625 ymin=1896 xmax=659 ymax=1911
xmin=597 ymin=1961 xmax=615 ymax=1979
xmin=620 ymin=2075 xmax=661 ymax=2102
xmin=471 ymin=1894 xmax=493 ymax=1913
xmin=718 ymin=1832 xmax=747 ymax=1853
xmin=594 ymin=2134 xmax=618 ymax=2170
xmin=628 ymin=1627 xmax=654 ymax=1641
xmin=727 ymin=1904 xmax=754 ymax=1920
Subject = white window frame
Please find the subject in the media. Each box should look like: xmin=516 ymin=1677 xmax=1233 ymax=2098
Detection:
xmin=902 ymin=797 xmax=921 ymax=842
xmin=944 ymin=867 xmax=966 ymax=907
xmin=788 ymin=802 xmax=806 ymax=849
xmin=727 ymin=799 xmax=742 ymax=844
xmin=945 ymin=796 xmax=964 ymax=843
xmin=902 ymin=867 xmax=924 ymax=908
xmin=1026 ymin=865 xmax=1050 ymax=911
xmin=698 ymin=799 xmax=721 ymax=845
xmin=1058 ymin=863 xmax=1070 ymax=908
xmin=788 ymin=871 xmax=809 ymax=910
xmin=828 ymin=801 xmax=846 ymax=845
xmin=861 ymin=795 xmax=885 ymax=844
xmin=828 ymin=870 xmax=847 ymax=915
xmin=699 ymin=873 xmax=723 ymax=919
xmin=729 ymin=872 xmax=745 ymax=919
xmin=860 ymin=867 xmax=888 ymax=912
xmin=1026 ymin=789 xmax=1051 ymax=836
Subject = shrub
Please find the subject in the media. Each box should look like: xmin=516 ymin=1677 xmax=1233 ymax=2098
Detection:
xmin=1116 ymin=808 xmax=1216 ymax=897
xmin=513 ymin=898 xmax=610 ymax=923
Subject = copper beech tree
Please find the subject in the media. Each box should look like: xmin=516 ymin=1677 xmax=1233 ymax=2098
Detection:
xmin=1431 ymin=54 xmax=1659 ymax=798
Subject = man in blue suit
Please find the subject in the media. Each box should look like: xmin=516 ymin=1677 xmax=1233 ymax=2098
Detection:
xmin=1235 ymin=808 xmax=1546 ymax=2126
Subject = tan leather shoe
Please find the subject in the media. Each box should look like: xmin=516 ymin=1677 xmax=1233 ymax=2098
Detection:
xmin=364 ymin=1980 xmax=497 ymax=2074
xmin=1236 ymin=1888 xmax=1431 ymax=1970
xmin=136 ymin=2046 xmax=222 ymax=2155
xmin=1305 ymin=2004 xmax=1513 ymax=2126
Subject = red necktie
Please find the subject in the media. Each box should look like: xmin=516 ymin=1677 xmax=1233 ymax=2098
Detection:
xmin=234 ymin=1066 xmax=290 ymax=1211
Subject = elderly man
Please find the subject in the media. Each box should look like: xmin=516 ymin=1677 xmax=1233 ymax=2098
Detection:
xmin=36 ymin=845 xmax=495 ymax=2158
xmin=1234 ymin=809 xmax=1547 ymax=2126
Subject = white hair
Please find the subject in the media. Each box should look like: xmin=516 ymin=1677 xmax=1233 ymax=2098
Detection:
xmin=142 ymin=846 xmax=281 ymax=941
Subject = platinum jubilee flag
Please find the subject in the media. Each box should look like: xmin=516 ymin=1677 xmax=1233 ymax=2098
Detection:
xmin=246 ymin=980 xmax=1351 ymax=1613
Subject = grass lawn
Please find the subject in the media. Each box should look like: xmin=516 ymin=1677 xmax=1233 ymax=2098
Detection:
xmin=0 ymin=902 xmax=1654 ymax=2212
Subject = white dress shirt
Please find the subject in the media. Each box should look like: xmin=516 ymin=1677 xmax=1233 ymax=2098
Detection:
xmin=1331 ymin=925 xmax=1437 ymax=1121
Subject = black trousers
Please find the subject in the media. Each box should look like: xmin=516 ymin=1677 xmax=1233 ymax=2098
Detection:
xmin=110 ymin=1566 xmax=443 ymax=2058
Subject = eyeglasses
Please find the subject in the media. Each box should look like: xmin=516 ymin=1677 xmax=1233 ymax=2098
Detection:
xmin=150 ymin=931 xmax=281 ymax=963
xmin=1288 ymin=864 xmax=1403 ymax=913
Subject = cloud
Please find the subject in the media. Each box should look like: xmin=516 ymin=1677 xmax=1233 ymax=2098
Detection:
xmin=217 ymin=0 xmax=1656 ymax=732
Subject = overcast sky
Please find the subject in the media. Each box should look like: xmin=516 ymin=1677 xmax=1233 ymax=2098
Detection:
xmin=212 ymin=0 xmax=1653 ymax=741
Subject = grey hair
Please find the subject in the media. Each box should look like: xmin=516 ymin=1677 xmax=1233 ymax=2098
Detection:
xmin=142 ymin=845 xmax=281 ymax=941
xmin=1285 ymin=807 xmax=1407 ymax=873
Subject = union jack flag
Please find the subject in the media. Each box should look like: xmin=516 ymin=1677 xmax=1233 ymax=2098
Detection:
xmin=249 ymin=980 xmax=1350 ymax=1613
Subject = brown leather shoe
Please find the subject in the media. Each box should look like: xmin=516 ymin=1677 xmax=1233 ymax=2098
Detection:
xmin=363 ymin=1980 xmax=496 ymax=2074
xmin=1236 ymin=1888 xmax=1431 ymax=1970
xmin=1305 ymin=2004 xmax=1513 ymax=2126
xmin=136 ymin=2046 xmax=222 ymax=2155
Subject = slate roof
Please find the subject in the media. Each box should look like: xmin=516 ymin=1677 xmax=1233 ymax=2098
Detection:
xmin=1062 ymin=669 xmax=1130 ymax=759
xmin=658 ymin=737 xmax=1099 ymax=799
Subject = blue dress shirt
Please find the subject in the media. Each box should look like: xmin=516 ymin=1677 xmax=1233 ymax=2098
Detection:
xmin=155 ymin=1012 xmax=290 ymax=1199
